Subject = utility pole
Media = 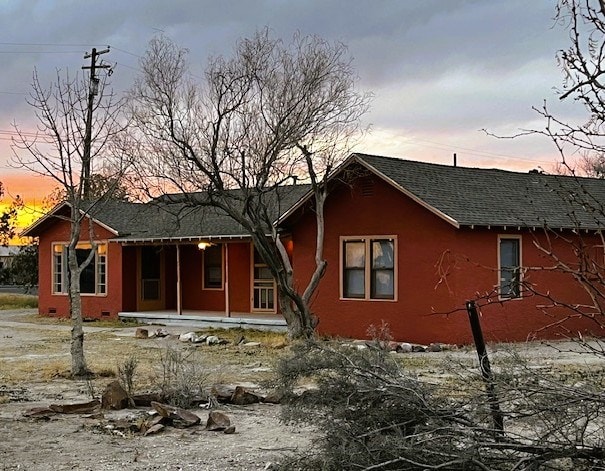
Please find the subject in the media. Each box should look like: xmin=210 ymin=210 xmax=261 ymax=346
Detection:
xmin=81 ymin=47 xmax=111 ymax=199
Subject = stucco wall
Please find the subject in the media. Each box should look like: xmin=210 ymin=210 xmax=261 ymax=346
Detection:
xmin=291 ymin=173 xmax=601 ymax=344
xmin=37 ymin=216 xmax=123 ymax=320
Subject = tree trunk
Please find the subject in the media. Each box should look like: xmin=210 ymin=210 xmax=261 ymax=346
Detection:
xmin=67 ymin=237 xmax=89 ymax=378
xmin=278 ymin=289 xmax=317 ymax=340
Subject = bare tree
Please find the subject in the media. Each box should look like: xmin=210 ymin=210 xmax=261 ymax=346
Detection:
xmin=275 ymin=340 xmax=605 ymax=470
xmin=0 ymin=182 xmax=23 ymax=246
xmin=127 ymin=31 xmax=370 ymax=339
xmin=12 ymin=67 xmax=128 ymax=377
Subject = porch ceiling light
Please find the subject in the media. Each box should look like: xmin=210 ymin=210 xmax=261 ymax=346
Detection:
xmin=198 ymin=241 xmax=212 ymax=250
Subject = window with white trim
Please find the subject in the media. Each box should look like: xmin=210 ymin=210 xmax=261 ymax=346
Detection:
xmin=52 ymin=243 xmax=107 ymax=295
xmin=499 ymin=237 xmax=521 ymax=299
xmin=342 ymin=237 xmax=396 ymax=300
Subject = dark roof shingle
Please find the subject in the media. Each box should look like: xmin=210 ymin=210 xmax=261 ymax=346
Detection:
xmin=356 ymin=153 xmax=605 ymax=230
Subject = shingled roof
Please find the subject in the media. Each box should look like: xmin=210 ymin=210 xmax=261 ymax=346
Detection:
xmin=24 ymin=153 xmax=605 ymax=240
xmin=354 ymin=153 xmax=605 ymax=230
xmin=23 ymin=185 xmax=310 ymax=242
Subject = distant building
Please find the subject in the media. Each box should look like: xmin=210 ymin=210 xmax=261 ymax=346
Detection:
xmin=0 ymin=246 xmax=20 ymax=272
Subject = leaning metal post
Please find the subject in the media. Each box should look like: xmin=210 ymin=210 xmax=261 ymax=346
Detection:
xmin=465 ymin=300 xmax=504 ymax=435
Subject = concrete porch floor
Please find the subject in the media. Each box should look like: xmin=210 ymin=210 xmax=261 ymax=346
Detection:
xmin=118 ymin=310 xmax=287 ymax=332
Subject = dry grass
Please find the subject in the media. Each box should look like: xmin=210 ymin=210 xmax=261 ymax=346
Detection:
xmin=0 ymin=293 xmax=37 ymax=310
xmin=0 ymin=323 xmax=290 ymax=394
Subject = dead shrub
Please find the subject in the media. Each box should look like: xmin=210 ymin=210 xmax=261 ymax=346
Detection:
xmin=155 ymin=346 xmax=207 ymax=408
xmin=274 ymin=340 xmax=605 ymax=470
xmin=117 ymin=356 xmax=139 ymax=396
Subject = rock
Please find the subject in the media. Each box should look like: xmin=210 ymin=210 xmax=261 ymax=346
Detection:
xmin=210 ymin=384 xmax=236 ymax=403
xmin=154 ymin=328 xmax=170 ymax=338
xmin=24 ymin=407 xmax=55 ymax=417
xmin=144 ymin=423 xmax=164 ymax=436
xmin=101 ymin=381 xmax=129 ymax=410
xmin=262 ymin=390 xmax=283 ymax=404
xmin=179 ymin=332 xmax=197 ymax=342
xmin=49 ymin=399 xmax=101 ymax=414
xmin=230 ymin=386 xmax=261 ymax=405
xmin=411 ymin=344 xmax=427 ymax=353
xmin=151 ymin=401 xmax=173 ymax=418
xmin=387 ymin=341 xmax=401 ymax=351
xmin=206 ymin=411 xmax=231 ymax=431
xmin=131 ymin=393 xmax=165 ymax=407
xmin=428 ymin=343 xmax=443 ymax=352
xmin=150 ymin=401 xmax=201 ymax=427
xmin=206 ymin=335 xmax=221 ymax=345
xmin=397 ymin=342 xmax=413 ymax=353
xmin=174 ymin=408 xmax=201 ymax=427
xmin=241 ymin=341 xmax=261 ymax=347
xmin=146 ymin=414 xmax=166 ymax=428
xmin=135 ymin=328 xmax=149 ymax=339
xmin=191 ymin=334 xmax=208 ymax=344
xmin=224 ymin=425 xmax=236 ymax=434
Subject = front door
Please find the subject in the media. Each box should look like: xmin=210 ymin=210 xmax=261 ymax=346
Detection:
xmin=137 ymin=246 xmax=165 ymax=311
xmin=252 ymin=247 xmax=277 ymax=313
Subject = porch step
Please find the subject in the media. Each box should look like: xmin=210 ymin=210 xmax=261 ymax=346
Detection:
xmin=118 ymin=312 xmax=288 ymax=332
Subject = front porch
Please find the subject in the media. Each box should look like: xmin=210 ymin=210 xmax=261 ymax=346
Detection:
xmin=118 ymin=310 xmax=287 ymax=331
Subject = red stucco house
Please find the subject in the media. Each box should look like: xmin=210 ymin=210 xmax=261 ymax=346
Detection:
xmin=23 ymin=153 xmax=605 ymax=344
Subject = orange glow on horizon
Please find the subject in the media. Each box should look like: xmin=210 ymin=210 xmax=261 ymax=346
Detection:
xmin=1 ymin=173 xmax=56 ymax=202
xmin=1 ymin=174 xmax=53 ymax=245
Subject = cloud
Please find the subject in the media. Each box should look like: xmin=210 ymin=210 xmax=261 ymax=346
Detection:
xmin=0 ymin=0 xmax=588 ymax=201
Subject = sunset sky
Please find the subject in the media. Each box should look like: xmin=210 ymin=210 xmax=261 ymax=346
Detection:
xmin=0 ymin=1 xmax=588 ymax=237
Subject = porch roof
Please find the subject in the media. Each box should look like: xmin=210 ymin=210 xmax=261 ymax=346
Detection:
xmin=22 ymin=185 xmax=310 ymax=242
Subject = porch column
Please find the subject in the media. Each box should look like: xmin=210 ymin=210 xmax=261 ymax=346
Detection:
xmin=176 ymin=244 xmax=182 ymax=315
xmin=225 ymin=243 xmax=231 ymax=317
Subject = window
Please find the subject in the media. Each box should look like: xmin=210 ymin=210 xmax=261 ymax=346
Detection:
xmin=52 ymin=243 xmax=107 ymax=295
xmin=342 ymin=237 xmax=396 ymax=300
xmin=252 ymin=247 xmax=276 ymax=311
xmin=203 ymin=244 xmax=223 ymax=289
xmin=499 ymin=237 xmax=521 ymax=299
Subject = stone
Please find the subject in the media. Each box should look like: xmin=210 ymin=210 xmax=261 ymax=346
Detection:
xmin=49 ymin=399 xmax=101 ymax=414
xmin=241 ymin=341 xmax=261 ymax=348
xmin=151 ymin=401 xmax=173 ymax=418
xmin=174 ymin=408 xmax=201 ymax=427
xmin=144 ymin=423 xmax=165 ymax=436
xmin=230 ymin=386 xmax=261 ymax=405
xmin=210 ymin=384 xmax=236 ymax=403
xmin=150 ymin=401 xmax=201 ymax=427
xmin=179 ymin=332 xmax=197 ymax=342
xmin=191 ymin=334 xmax=208 ymax=344
xmin=387 ymin=341 xmax=401 ymax=351
xmin=223 ymin=425 xmax=236 ymax=434
xmin=135 ymin=328 xmax=149 ymax=339
xmin=428 ymin=343 xmax=443 ymax=352
xmin=131 ymin=393 xmax=164 ymax=407
xmin=101 ymin=381 xmax=130 ymax=410
xmin=397 ymin=342 xmax=413 ymax=353
xmin=206 ymin=411 xmax=231 ymax=431
xmin=411 ymin=344 xmax=427 ymax=353
xmin=206 ymin=335 xmax=221 ymax=345
xmin=262 ymin=390 xmax=283 ymax=404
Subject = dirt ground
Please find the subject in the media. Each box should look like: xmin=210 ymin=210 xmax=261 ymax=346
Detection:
xmin=1 ymin=309 xmax=604 ymax=470
xmin=0 ymin=309 xmax=311 ymax=471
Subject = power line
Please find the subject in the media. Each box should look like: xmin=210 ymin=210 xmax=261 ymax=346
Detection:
xmin=111 ymin=46 xmax=142 ymax=59
xmin=0 ymin=42 xmax=104 ymax=47
xmin=0 ymin=50 xmax=85 ymax=54
xmin=404 ymin=136 xmax=555 ymax=166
